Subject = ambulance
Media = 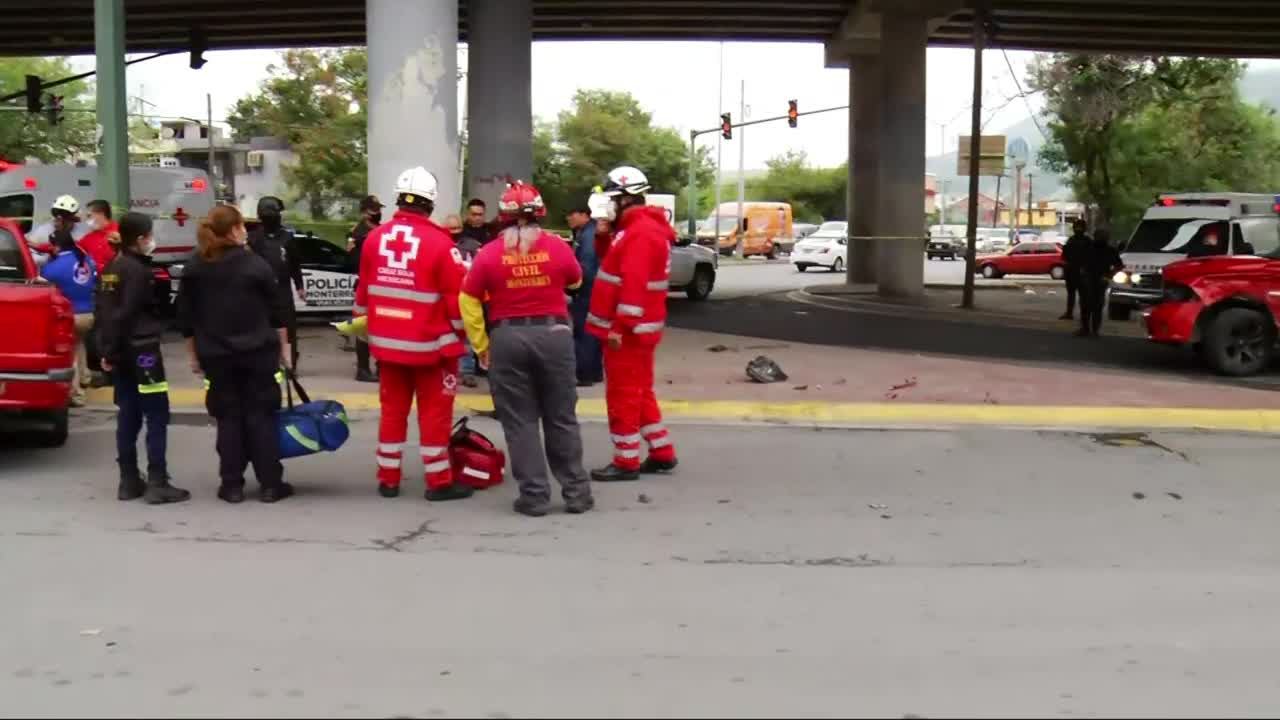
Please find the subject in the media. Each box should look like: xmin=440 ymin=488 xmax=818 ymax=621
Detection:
xmin=0 ymin=163 xmax=214 ymax=267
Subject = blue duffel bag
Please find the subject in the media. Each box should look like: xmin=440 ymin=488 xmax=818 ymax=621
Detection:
xmin=277 ymin=371 xmax=350 ymax=459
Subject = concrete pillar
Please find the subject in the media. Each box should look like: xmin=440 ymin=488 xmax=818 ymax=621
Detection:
xmin=876 ymin=11 xmax=928 ymax=298
xmin=466 ymin=0 xmax=533 ymax=216
xmin=367 ymin=0 xmax=459 ymax=222
xmin=847 ymin=55 xmax=880 ymax=285
xmin=94 ymin=0 xmax=129 ymax=211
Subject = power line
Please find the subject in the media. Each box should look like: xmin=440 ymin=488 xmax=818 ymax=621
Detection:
xmin=1002 ymin=49 xmax=1048 ymax=141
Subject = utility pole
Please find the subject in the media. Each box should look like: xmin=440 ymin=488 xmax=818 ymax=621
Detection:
xmin=207 ymin=93 xmax=216 ymax=191
xmin=992 ymin=174 xmax=1004 ymax=228
xmin=961 ymin=7 xmax=985 ymax=309
xmin=735 ymin=78 xmax=746 ymax=259
xmin=938 ymin=123 xmax=947 ymax=226
xmin=1012 ymin=162 xmax=1022 ymax=240
xmin=1027 ymin=172 xmax=1035 ymax=226
xmin=713 ymin=42 xmax=725 ymax=245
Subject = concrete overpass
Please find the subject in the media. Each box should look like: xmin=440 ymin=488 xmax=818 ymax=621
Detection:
xmin=8 ymin=0 xmax=1280 ymax=298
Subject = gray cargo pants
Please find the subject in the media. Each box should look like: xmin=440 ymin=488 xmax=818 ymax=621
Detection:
xmin=488 ymin=321 xmax=592 ymax=504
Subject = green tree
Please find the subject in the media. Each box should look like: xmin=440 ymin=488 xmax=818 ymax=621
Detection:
xmin=0 ymin=57 xmax=96 ymax=163
xmin=746 ymin=151 xmax=847 ymax=223
xmin=1031 ymin=54 xmax=1278 ymax=232
xmin=227 ymin=49 xmax=367 ymax=219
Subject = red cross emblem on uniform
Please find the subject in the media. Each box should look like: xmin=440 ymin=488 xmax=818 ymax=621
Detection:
xmin=380 ymin=225 xmax=420 ymax=270
xmin=173 ymin=207 xmax=189 ymax=227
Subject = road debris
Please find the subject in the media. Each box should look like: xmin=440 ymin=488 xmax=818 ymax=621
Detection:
xmin=746 ymin=356 xmax=788 ymax=383
xmin=1166 ymin=492 xmax=1184 ymax=501
xmin=638 ymin=493 xmax=652 ymax=504
xmin=868 ymin=504 xmax=889 ymax=511
xmin=793 ymin=385 xmax=808 ymax=391
xmin=79 ymin=629 xmax=101 ymax=637
xmin=1133 ymin=492 xmax=1146 ymax=500
xmin=707 ymin=344 xmax=733 ymax=353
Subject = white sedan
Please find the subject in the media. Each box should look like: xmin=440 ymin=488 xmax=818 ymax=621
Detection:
xmin=791 ymin=221 xmax=848 ymax=273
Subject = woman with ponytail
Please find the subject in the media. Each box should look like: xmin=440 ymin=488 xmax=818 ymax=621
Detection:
xmin=177 ymin=205 xmax=294 ymax=504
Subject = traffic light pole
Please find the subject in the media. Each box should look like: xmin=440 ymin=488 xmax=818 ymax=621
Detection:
xmin=95 ymin=0 xmax=131 ymax=213
xmin=684 ymin=104 xmax=848 ymax=241
xmin=0 ymin=52 xmax=175 ymax=105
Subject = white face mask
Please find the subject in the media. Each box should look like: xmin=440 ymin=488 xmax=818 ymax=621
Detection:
xmin=606 ymin=199 xmax=619 ymax=222
xmin=140 ymin=237 xmax=157 ymax=256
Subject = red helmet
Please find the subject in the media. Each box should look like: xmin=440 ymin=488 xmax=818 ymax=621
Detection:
xmin=498 ymin=180 xmax=546 ymax=221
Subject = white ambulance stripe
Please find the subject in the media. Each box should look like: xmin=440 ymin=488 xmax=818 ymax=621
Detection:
xmin=368 ymin=285 xmax=441 ymax=304
xmin=463 ymin=467 xmax=490 ymax=480
xmin=611 ymin=433 xmax=642 ymax=444
xmin=377 ymin=456 xmax=402 ymax=469
xmin=596 ymin=270 xmax=621 ymax=285
xmin=423 ymin=460 xmax=451 ymax=474
xmin=420 ymin=445 xmax=447 ymax=457
xmin=641 ymin=424 xmax=666 ymax=436
xmin=617 ymin=303 xmax=645 ymax=317
xmin=368 ymin=332 xmax=461 ymax=353
xmin=633 ymin=322 xmax=665 ymax=334
xmin=616 ymin=449 xmax=641 ymax=459
xmin=378 ymin=443 xmax=403 ymax=454
xmin=587 ymin=314 xmax=612 ymax=329
xmin=451 ymin=319 xmax=466 ymax=329
xmin=649 ymin=436 xmax=673 ymax=449
xmin=647 ymin=280 xmax=669 ymax=291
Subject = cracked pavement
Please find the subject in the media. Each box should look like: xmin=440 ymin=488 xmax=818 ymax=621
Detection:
xmin=4 ymin=412 xmax=1280 ymax=717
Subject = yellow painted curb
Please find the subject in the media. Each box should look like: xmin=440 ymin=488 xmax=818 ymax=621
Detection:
xmin=83 ymin=387 xmax=1280 ymax=434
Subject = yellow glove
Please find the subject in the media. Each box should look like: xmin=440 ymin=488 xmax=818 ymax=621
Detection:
xmin=331 ymin=315 xmax=369 ymax=340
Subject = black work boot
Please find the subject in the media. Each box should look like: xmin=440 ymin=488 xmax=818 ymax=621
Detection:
xmin=564 ymin=495 xmax=595 ymax=515
xmin=639 ymin=457 xmax=679 ymax=475
xmin=590 ymin=464 xmax=640 ymax=483
xmin=425 ymin=484 xmax=474 ymax=502
xmin=513 ymin=496 xmax=551 ymax=517
xmin=117 ymin=466 xmax=146 ymax=501
xmin=144 ymin=470 xmax=192 ymax=505
xmin=260 ymin=482 xmax=296 ymax=504
xmin=378 ymin=484 xmax=400 ymax=499
xmin=355 ymin=368 xmax=378 ymax=384
xmin=217 ymin=485 xmax=245 ymax=504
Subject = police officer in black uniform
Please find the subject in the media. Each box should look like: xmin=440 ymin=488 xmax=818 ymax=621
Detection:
xmin=248 ymin=197 xmax=305 ymax=371
xmin=346 ymin=195 xmax=382 ymax=383
xmin=96 ymin=212 xmax=191 ymax=505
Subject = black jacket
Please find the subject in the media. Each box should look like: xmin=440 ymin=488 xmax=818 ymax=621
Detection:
xmin=176 ymin=246 xmax=285 ymax=364
xmin=460 ymin=223 xmax=493 ymax=247
xmin=1062 ymin=232 xmax=1091 ymax=268
xmin=348 ymin=219 xmax=376 ymax=272
xmin=248 ymin=225 xmax=304 ymax=302
xmin=95 ymin=250 xmax=168 ymax=364
xmin=1080 ymin=240 xmax=1124 ymax=280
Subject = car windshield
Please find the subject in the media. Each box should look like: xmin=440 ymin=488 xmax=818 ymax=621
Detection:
xmin=1123 ymin=218 xmax=1229 ymax=255
xmin=0 ymin=227 xmax=26 ymax=280
xmin=812 ymin=222 xmax=847 ymax=238
xmin=702 ymin=217 xmax=738 ymax=233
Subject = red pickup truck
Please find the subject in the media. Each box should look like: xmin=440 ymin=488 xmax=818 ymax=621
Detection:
xmin=1145 ymin=254 xmax=1280 ymax=377
xmin=0 ymin=218 xmax=75 ymax=446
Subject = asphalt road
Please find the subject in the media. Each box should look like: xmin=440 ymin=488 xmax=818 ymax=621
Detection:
xmin=702 ymin=256 xmax=1018 ymax=301
xmin=5 ymin=415 xmax=1280 ymax=717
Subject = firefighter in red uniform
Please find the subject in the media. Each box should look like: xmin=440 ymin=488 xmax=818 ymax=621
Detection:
xmin=585 ymin=166 xmax=679 ymax=482
xmin=354 ymin=166 xmax=473 ymax=502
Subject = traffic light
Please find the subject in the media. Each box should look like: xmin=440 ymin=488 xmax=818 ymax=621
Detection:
xmin=46 ymin=95 xmax=63 ymax=126
xmin=24 ymin=75 xmax=42 ymax=114
xmin=189 ymin=27 xmax=208 ymax=69
xmin=787 ymin=100 xmax=798 ymax=128
xmin=721 ymin=113 xmax=732 ymax=140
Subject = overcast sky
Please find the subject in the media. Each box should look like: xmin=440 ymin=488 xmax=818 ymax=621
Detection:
xmin=68 ymin=43 xmax=1280 ymax=170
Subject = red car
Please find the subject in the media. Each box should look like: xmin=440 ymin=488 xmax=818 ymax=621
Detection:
xmin=976 ymin=241 xmax=1067 ymax=279
xmin=0 ymin=218 xmax=75 ymax=445
xmin=1145 ymin=255 xmax=1280 ymax=376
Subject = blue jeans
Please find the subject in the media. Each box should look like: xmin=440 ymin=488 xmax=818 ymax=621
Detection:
xmin=459 ymin=337 xmax=477 ymax=376
xmin=113 ymin=367 xmax=169 ymax=474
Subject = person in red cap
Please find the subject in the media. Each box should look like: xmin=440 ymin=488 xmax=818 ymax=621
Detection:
xmin=459 ymin=181 xmax=593 ymax=517
xmin=354 ymin=167 xmax=472 ymax=502
xmin=585 ymin=166 xmax=678 ymax=482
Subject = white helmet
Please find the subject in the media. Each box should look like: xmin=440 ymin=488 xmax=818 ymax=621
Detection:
xmin=587 ymin=191 xmax=611 ymax=220
xmin=601 ymin=166 xmax=651 ymax=197
xmin=393 ymin=166 xmax=439 ymax=204
xmin=51 ymin=194 xmax=79 ymax=215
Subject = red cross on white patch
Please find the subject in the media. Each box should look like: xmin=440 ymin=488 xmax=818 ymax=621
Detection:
xmin=380 ymin=225 xmax=421 ymax=270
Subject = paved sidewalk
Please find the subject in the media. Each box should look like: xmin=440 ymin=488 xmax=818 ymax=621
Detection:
xmin=83 ymin=324 xmax=1280 ymax=434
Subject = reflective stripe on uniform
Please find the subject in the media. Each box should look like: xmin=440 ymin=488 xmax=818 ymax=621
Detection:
xmin=274 ymin=371 xmax=284 ymax=384
xmin=286 ymin=425 xmax=320 ymax=452
xmin=616 ymin=449 xmax=641 ymax=459
xmin=367 ymin=285 xmax=441 ymax=304
xmin=352 ymin=304 xmax=367 ymax=314
xmin=377 ymin=455 xmax=402 ymax=469
xmin=649 ymin=436 xmax=673 ymax=449
xmin=596 ymin=270 xmax=621 ymax=285
xmin=586 ymin=314 xmax=612 ymax=330
xmin=451 ymin=319 xmax=465 ymax=330
xmin=462 ymin=467 xmax=490 ymax=480
xmin=611 ymin=433 xmax=642 ymax=444
xmin=641 ymin=423 xmax=666 ymax=436
xmin=138 ymin=382 xmax=169 ymax=394
xmin=633 ymin=322 xmax=665 ymax=334
xmin=203 ymin=378 xmax=211 ymax=391
xmin=647 ymin=280 xmax=669 ymax=291
xmin=423 ymin=460 xmax=451 ymax=474
xmin=420 ymin=445 xmax=447 ymax=457
xmin=378 ymin=443 xmax=403 ymax=454
xmin=617 ymin=303 xmax=645 ymax=317
xmin=367 ymin=332 xmax=461 ymax=354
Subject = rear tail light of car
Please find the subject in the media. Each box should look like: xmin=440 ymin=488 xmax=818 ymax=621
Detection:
xmin=49 ymin=295 xmax=74 ymax=356
xmin=1163 ymin=283 xmax=1197 ymax=303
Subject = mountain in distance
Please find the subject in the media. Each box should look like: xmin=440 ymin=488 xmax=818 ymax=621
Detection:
xmin=928 ymin=64 xmax=1280 ymax=204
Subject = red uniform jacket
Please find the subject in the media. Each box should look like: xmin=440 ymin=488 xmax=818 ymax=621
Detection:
xmin=79 ymin=222 xmax=118 ymax=273
xmin=586 ymin=205 xmax=674 ymax=346
xmin=355 ymin=210 xmax=466 ymax=366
